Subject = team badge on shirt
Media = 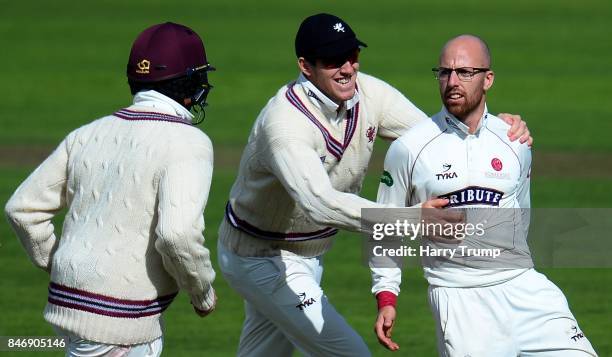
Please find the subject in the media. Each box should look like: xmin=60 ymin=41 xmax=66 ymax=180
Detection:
xmin=491 ymin=158 xmax=503 ymax=171
xmin=366 ymin=126 xmax=376 ymax=143
xmin=380 ymin=170 xmax=393 ymax=186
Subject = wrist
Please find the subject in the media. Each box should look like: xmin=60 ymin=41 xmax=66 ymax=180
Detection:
xmin=376 ymin=291 xmax=397 ymax=310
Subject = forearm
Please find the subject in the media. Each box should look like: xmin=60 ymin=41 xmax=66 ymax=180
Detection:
xmin=271 ymin=145 xmax=389 ymax=232
xmin=155 ymin=233 xmax=216 ymax=310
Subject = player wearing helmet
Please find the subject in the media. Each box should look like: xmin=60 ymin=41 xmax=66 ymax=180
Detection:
xmin=5 ymin=22 xmax=217 ymax=356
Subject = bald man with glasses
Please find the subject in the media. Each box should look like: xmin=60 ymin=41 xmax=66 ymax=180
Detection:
xmin=372 ymin=34 xmax=597 ymax=357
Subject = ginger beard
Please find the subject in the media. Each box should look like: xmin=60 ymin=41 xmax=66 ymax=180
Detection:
xmin=441 ymin=78 xmax=486 ymax=119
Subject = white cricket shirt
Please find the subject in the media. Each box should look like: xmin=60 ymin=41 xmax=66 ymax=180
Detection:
xmin=372 ymin=106 xmax=532 ymax=293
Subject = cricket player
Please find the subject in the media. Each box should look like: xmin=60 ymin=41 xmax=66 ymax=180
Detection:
xmin=372 ymin=35 xmax=597 ymax=356
xmin=5 ymin=22 xmax=217 ymax=356
xmin=217 ymin=14 xmax=531 ymax=356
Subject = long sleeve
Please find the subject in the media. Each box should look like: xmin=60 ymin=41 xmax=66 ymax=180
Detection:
xmin=371 ymin=139 xmax=414 ymax=296
xmin=154 ymin=143 xmax=216 ymax=311
xmin=376 ymin=80 xmax=428 ymax=140
xmin=376 ymin=139 xmax=413 ymax=206
xmin=265 ymin=134 xmax=387 ymax=233
xmin=517 ymin=145 xmax=532 ymax=238
xmin=5 ymin=138 xmax=69 ymax=272
xmin=517 ymin=146 xmax=531 ymax=209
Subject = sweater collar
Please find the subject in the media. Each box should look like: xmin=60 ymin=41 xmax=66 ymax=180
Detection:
xmin=131 ymin=90 xmax=194 ymax=122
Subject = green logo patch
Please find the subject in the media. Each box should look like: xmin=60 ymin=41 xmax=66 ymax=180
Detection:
xmin=380 ymin=170 xmax=394 ymax=187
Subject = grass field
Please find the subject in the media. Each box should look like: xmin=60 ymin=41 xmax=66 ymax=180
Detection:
xmin=1 ymin=0 xmax=611 ymax=356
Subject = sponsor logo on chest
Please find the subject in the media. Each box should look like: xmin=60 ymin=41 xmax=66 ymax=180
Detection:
xmin=438 ymin=186 xmax=504 ymax=208
xmin=435 ymin=163 xmax=458 ymax=180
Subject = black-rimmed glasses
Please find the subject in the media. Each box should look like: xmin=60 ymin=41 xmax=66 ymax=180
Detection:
xmin=432 ymin=67 xmax=489 ymax=81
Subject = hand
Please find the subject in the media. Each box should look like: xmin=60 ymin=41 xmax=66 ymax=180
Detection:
xmin=498 ymin=113 xmax=533 ymax=146
xmin=421 ymin=198 xmax=465 ymax=243
xmin=193 ymin=291 xmax=217 ymax=318
xmin=374 ymin=306 xmax=399 ymax=351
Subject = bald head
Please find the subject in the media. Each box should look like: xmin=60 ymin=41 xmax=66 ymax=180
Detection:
xmin=439 ymin=34 xmax=491 ymax=68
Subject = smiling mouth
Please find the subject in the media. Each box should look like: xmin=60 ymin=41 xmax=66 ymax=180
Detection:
xmin=335 ymin=77 xmax=351 ymax=85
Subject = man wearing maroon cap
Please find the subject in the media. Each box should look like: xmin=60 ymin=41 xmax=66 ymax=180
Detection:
xmin=217 ymin=13 xmax=531 ymax=356
xmin=5 ymin=22 xmax=217 ymax=356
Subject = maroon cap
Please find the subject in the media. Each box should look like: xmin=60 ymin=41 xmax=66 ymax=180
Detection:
xmin=127 ymin=22 xmax=208 ymax=83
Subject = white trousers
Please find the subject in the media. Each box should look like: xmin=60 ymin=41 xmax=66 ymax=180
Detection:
xmin=428 ymin=269 xmax=597 ymax=357
xmin=217 ymin=242 xmax=370 ymax=357
xmin=54 ymin=327 xmax=162 ymax=357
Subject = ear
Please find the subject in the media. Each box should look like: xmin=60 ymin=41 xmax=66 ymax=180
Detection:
xmin=298 ymin=57 xmax=313 ymax=77
xmin=483 ymin=70 xmax=495 ymax=91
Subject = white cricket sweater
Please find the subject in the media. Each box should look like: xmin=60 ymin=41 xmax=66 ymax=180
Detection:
xmin=5 ymin=90 xmax=216 ymax=345
xmin=220 ymin=72 xmax=427 ymax=257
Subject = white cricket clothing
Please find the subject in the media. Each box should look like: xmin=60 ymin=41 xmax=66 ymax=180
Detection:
xmin=219 ymin=72 xmax=426 ymax=355
xmin=373 ymin=106 xmax=597 ymax=356
xmin=220 ymin=72 xmax=426 ymax=258
xmin=5 ymin=90 xmax=216 ymax=345
xmin=429 ymin=269 xmax=596 ymax=356
xmin=54 ymin=327 xmax=163 ymax=357
xmin=372 ymin=106 xmax=532 ymax=292
xmin=218 ymin=242 xmax=370 ymax=357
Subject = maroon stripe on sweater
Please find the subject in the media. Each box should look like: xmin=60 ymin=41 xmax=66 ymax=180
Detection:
xmin=49 ymin=282 xmax=177 ymax=306
xmin=48 ymin=298 xmax=165 ymax=319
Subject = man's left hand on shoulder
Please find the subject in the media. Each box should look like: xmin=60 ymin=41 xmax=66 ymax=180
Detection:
xmin=498 ymin=113 xmax=533 ymax=146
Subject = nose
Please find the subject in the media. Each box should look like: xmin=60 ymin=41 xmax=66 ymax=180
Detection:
xmin=338 ymin=60 xmax=356 ymax=74
xmin=447 ymin=69 xmax=461 ymax=86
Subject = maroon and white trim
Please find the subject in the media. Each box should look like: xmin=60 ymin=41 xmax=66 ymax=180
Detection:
xmin=225 ymin=202 xmax=338 ymax=241
xmin=285 ymin=83 xmax=359 ymax=161
xmin=114 ymin=108 xmax=192 ymax=125
xmin=48 ymin=282 xmax=177 ymax=319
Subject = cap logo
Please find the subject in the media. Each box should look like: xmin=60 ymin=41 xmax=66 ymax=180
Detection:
xmin=333 ymin=23 xmax=345 ymax=32
xmin=135 ymin=59 xmax=150 ymax=74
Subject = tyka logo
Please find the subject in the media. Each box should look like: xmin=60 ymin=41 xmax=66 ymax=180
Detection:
xmin=569 ymin=325 xmax=585 ymax=342
xmin=307 ymin=90 xmax=322 ymax=103
xmin=296 ymin=292 xmax=317 ymax=311
xmin=436 ymin=163 xmax=458 ymax=180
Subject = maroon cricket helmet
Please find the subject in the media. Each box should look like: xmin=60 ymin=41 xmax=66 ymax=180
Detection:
xmin=127 ymin=22 xmax=210 ymax=83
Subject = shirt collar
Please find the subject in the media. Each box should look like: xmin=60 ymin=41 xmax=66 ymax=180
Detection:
xmin=296 ymin=73 xmax=360 ymax=117
xmin=441 ymin=104 xmax=489 ymax=136
xmin=131 ymin=90 xmax=194 ymax=122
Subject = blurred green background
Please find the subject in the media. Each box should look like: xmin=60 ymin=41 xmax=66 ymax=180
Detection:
xmin=1 ymin=0 xmax=611 ymax=356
